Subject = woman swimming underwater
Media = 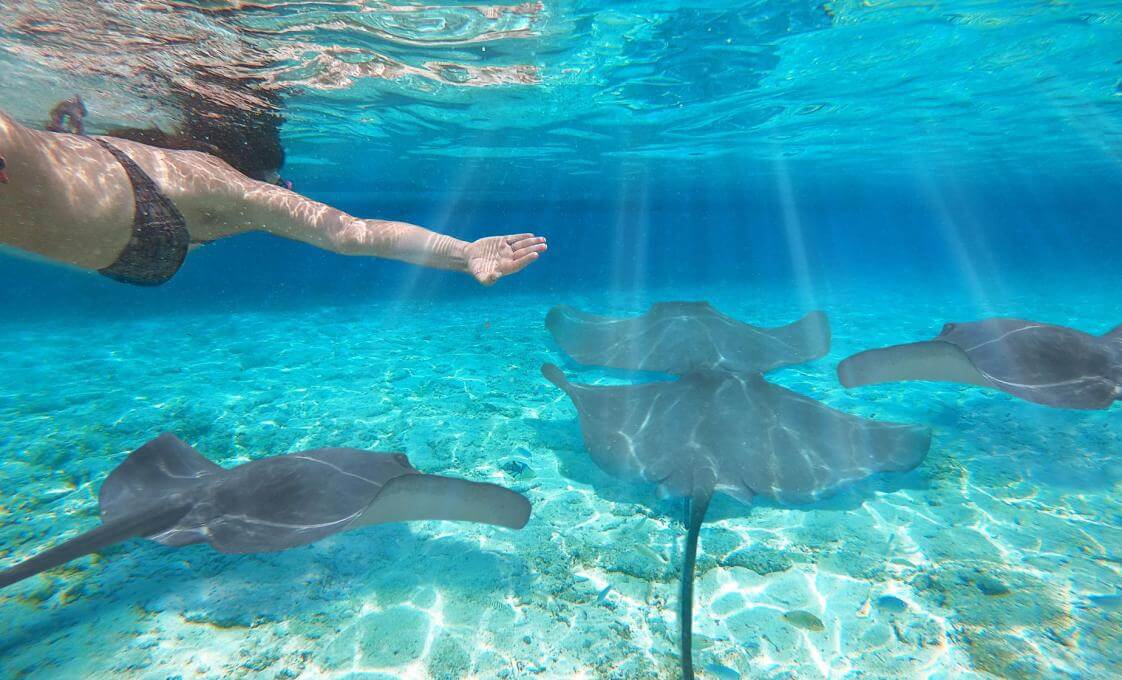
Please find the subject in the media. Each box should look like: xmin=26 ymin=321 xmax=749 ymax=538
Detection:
xmin=0 ymin=109 xmax=546 ymax=286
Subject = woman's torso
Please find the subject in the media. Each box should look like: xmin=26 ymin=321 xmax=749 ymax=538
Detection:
xmin=0 ymin=118 xmax=239 ymax=270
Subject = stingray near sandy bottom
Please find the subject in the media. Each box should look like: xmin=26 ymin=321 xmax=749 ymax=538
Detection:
xmin=0 ymin=433 xmax=531 ymax=591
xmin=546 ymin=302 xmax=830 ymax=375
xmin=837 ymin=318 xmax=1122 ymax=410
xmin=542 ymin=364 xmax=930 ymax=679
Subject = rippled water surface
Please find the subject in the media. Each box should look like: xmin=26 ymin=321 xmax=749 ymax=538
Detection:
xmin=2 ymin=0 xmax=1120 ymax=195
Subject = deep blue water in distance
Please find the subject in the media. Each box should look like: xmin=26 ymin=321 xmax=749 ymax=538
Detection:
xmin=3 ymin=167 xmax=1120 ymax=319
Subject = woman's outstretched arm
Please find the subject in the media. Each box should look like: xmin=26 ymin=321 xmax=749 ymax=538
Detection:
xmin=213 ymin=173 xmax=546 ymax=285
xmin=1 ymin=108 xmax=545 ymax=283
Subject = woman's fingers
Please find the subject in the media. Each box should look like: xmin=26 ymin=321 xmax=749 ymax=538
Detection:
xmin=507 ymin=234 xmax=545 ymax=250
xmin=469 ymin=233 xmax=544 ymax=282
xmin=508 ymin=251 xmax=540 ymax=273
xmin=508 ymin=233 xmax=545 ymax=274
xmin=512 ymin=241 xmax=547 ymax=259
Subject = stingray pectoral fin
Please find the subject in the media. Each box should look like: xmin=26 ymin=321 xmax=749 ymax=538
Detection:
xmin=775 ymin=310 xmax=832 ymax=362
xmin=352 ymin=474 xmax=531 ymax=530
xmin=837 ymin=341 xmax=991 ymax=389
xmin=99 ymin=432 xmax=221 ymax=523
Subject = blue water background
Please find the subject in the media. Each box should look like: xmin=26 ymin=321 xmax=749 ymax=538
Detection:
xmin=3 ymin=166 xmax=1121 ymax=319
xmin=2 ymin=0 xmax=1121 ymax=315
xmin=1 ymin=2 xmax=1122 ymax=676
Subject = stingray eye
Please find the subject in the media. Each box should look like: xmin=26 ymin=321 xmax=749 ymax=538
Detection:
xmin=394 ymin=453 xmax=411 ymax=467
xmin=940 ymin=323 xmax=956 ymax=335
xmin=0 ymin=156 xmax=6 ymax=170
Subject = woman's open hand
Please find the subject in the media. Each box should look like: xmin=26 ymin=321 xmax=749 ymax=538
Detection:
xmin=465 ymin=233 xmax=547 ymax=286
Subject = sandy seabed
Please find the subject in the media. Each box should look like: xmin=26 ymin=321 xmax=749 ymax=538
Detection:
xmin=1 ymin=281 xmax=1119 ymax=679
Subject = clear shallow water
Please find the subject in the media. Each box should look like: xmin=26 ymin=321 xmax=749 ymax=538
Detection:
xmin=1 ymin=1 xmax=1121 ymax=679
xmin=1 ymin=280 xmax=1119 ymax=678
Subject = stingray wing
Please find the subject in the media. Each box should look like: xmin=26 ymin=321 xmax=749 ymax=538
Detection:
xmin=544 ymin=365 xmax=930 ymax=506
xmin=542 ymin=363 xmax=716 ymax=500
xmin=714 ymin=373 xmax=931 ymax=504
xmin=546 ymin=302 xmax=830 ymax=374
xmin=839 ymin=319 xmax=1121 ymax=409
xmin=99 ymin=432 xmax=222 ymax=528
xmin=939 ymin=319 xmax=1119 ymax=409
xmin=188 ymin=448 xmax=398 ymax=554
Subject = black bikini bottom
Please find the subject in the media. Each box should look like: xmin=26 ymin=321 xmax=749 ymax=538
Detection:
xmin=94 ymin=138 xmax=190 ymax=286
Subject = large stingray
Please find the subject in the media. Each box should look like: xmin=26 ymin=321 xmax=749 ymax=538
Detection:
xmin=546 ymin=302 xmax=830 ymax=374
xmin=0 ymin=433 xmax=531 ymax=590
xmin=837 ymin=318 xmax=1122 ymax=409
xmin=542 ymin=363 xmax=930 ymax=679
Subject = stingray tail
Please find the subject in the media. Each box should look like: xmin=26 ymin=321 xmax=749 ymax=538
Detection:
xmin=0 ymin=503 xmax=190 ymax=590
xmin=680 ymin=490 xmax=712 ymax=680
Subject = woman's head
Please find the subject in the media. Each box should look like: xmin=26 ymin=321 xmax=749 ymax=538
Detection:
xmin=179 ymin=98 xmax=285 ymax=180
xmin=108 ymin=75 xmax=286 ymax=182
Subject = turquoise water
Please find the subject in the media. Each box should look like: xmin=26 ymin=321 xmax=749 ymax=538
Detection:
xmin=2 ymin=279 xmax=1120 ymax=677
xmin=2 ymin=1 xmax=1122 ymax=679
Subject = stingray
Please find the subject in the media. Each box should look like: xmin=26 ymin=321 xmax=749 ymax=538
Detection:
xmin=546 ymin=302 xmax=830 ymax=374
xmin=837 ymin=318 xmax=1122 ymax=410
xmin=0 ymin=433 xmax=531 ymax=590
xmin=542 ymin=364 xmax=930 ymax=678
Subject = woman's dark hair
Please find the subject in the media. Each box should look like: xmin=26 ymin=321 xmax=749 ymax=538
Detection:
xmin=108 ymin=75 xmax=284 ymax=180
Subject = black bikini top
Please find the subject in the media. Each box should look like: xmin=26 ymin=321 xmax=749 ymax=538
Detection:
xmin=94 ymin=138 xmax=190 ymax=286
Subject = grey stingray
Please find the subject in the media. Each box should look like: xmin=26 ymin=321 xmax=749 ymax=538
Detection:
xmin=546 ymin=302 xmax=830 ymax=374
xmin=542 ymin=364 xmax=930 ymax=679
xmin=0 ymin=433 xmax=531 ymax=590
xmin=837 ymin=318 xmax=1122 ymax=410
